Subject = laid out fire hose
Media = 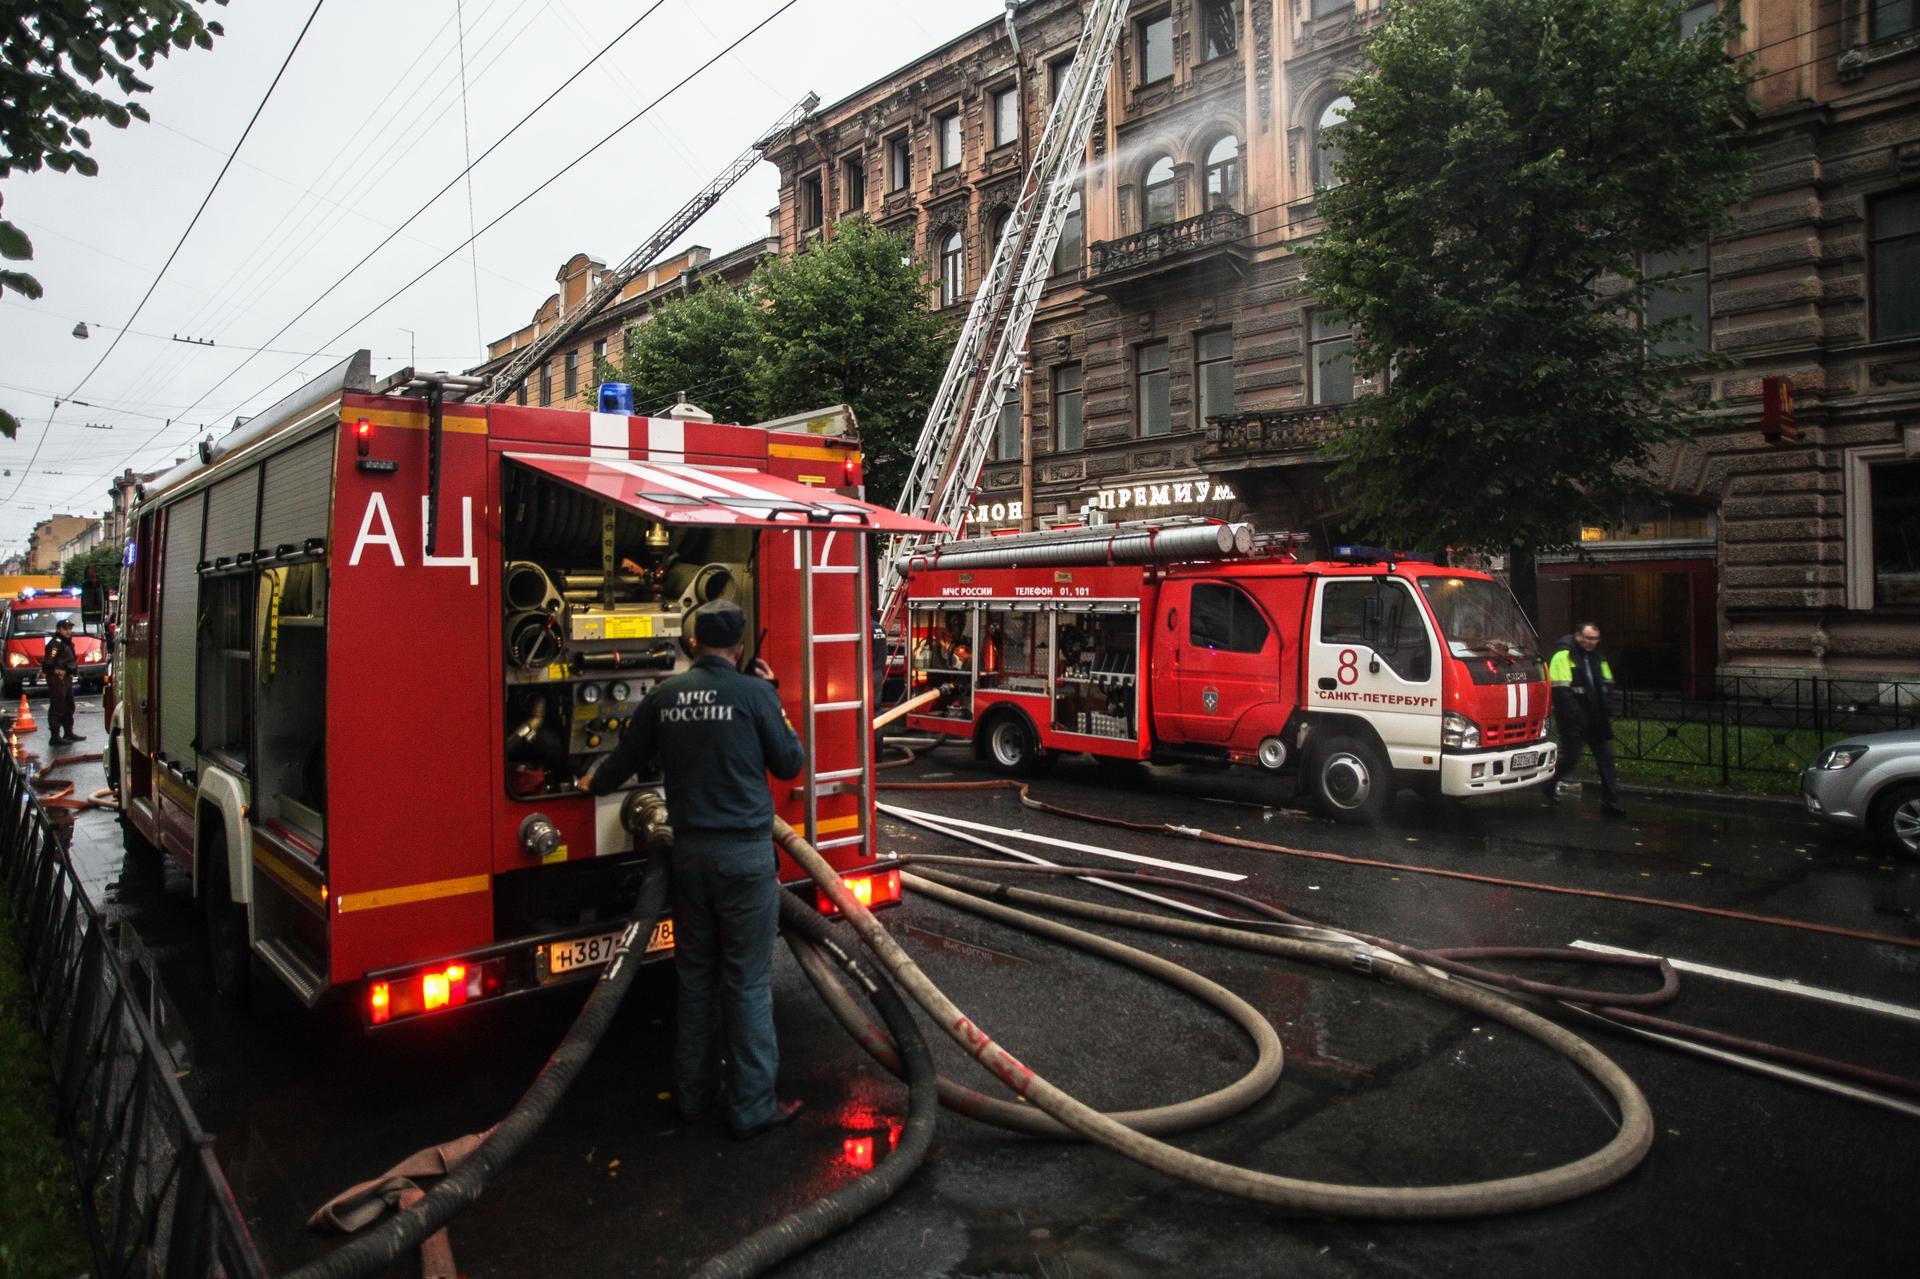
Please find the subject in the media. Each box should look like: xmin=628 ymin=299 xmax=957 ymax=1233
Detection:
xmin=772 ymin=817 xmax=1656 ymax=1218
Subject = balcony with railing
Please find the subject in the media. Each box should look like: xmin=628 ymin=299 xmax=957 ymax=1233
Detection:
xmin=1200 ymin=404 xmax=1350 ymax=469
xmin=1085 ymin=207 xmax=1249 ymax=299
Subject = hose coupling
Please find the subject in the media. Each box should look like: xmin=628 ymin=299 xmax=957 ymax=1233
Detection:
xmin=620 ymin=790 xmax=674 ymax=850
xmin=519 ymin=813 xmax=562 ymax=860
xmin=1349 ymin=949 xmax=1375 ymax=978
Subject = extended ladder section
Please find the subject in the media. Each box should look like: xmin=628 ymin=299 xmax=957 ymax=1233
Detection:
xmin=876 ymin=0 xmax=1131 ymax=628
xmin=474 ymin=91 xmax=821 ymax=406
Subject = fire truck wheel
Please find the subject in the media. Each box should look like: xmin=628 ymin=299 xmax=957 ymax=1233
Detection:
xmin=203 ymin=836 xmax=252 ymax=1005
xmin=1 ymin=679 xmax=18 ymax=699
xmin=1306 ymin=734 xmax=1391 ymax=825
xmin=983 ymin=712 xmax=1046 ymax=777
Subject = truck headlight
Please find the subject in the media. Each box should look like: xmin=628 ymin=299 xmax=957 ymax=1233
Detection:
xmin=5 ymin=652 xmax=28 ymax=668
xmin=1814 ymin=744 xmax=1868 ymax=770
xmin=1441 ymin=711 xmax=1481 ymax=752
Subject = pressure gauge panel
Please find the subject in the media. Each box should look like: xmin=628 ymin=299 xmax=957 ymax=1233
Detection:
xmin=609 ymin=681 xmax=632 ymax=703
xmin=578 ymin=683 xmax=603 ymax=705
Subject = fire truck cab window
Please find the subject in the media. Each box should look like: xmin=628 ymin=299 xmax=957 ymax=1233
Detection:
xmin=1189 ymin=582 xmax=1268 ymax=653
xmin=1320 ymin=579 xmax=1431 ymax=681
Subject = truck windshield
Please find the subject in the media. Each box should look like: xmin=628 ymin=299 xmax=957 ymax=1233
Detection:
xmin=8 ymin=608 xmax=78 ymax=637
xmin=1414 ymin=576 xmax=1536 ymax=659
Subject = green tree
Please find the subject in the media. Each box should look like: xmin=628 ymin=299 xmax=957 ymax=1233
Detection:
xmin=610 ymin=280 xmax=766 ymax=427
xmin=0 ymin=1 xmax=229 ymax=438
xmin=60 ymin=543 xmax=121 ymax=591
xmin=752 ymin=218 xmax=950 ymax=509
xmin=1303 ymin=0 xmax=1751 ymax=612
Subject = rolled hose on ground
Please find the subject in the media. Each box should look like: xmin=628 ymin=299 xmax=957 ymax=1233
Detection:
xmin=790 ymin=863 xmax=1285 ymax=1138
xmin=773 ymin=817 xmax=1655 ymax=1218
xmin=282 ymin=848 xmax=673 ymax=1279
xmin=690 ymin=892 xmax=941 ymax=1279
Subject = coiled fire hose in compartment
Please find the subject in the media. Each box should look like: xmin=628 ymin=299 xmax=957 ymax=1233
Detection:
xmin=690 ymin=893 xmax=941 ymax=1279
xmin=283 ymin=849 xmax=674 ymax=1279
xmin=772 ymin=817 xmax=1656 ymax=1218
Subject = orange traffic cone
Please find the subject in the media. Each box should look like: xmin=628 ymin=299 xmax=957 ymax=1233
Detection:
xmin=13 ymin=692 xmax=35 ymax=735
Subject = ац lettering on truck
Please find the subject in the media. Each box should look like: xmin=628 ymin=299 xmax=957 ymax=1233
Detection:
xmin=903 ymin=538 xmax=1553 ymax=823
xmin=111 ymin=352 xmax=936 ymax=1027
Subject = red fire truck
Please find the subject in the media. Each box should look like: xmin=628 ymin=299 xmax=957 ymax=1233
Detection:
xmin=3 ymin=586 xmax=107 ymax=697
xmin=900 ymin=521 xmax=1554 ymax=823
xmin=111 ymin=352 xmax=936 ymax=1025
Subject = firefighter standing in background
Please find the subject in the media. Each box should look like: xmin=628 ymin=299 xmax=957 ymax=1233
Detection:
xmin=43 ymin=618 xmax=85 ymax=746
xmin=577 ymin=600 xmax=806 ymax=1140
xmin=1548 ymin=622 xmax=1624 ymax=817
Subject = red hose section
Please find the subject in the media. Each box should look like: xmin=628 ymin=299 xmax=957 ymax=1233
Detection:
xmin=874 ymin=776 xmax=1920 ymax=951
xmin=27 ymin=751 xmax=113 ymax=812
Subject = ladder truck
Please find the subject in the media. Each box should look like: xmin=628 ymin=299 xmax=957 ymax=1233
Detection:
xmin=875 ymin=0 xmax=1132 ymax=634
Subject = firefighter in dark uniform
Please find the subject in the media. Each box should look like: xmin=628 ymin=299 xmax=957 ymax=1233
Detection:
xmin=43 ymin=618 xmax=85 ymax=746
xmin=577 ymin=599 xmax=806 ymax=1140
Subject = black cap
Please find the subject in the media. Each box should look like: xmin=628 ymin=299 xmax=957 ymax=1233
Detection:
xmin=689 ymin=599 xmax=746 ymax=648
xmin=54 ymin=617 xmax=74 ymax=630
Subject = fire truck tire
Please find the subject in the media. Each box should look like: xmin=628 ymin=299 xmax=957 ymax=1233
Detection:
xmin=1 ymin=678 xmax=19 ymax=699
xmin=203 ymin=835 xmax=252 ymax=1005
xmin=1306 ymin=734 xmax=1392 ymax=825
xmin=981 ymin=711 xmax=1046 ymax=777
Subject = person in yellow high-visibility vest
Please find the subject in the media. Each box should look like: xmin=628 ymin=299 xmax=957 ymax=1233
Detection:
xmin=1547 ymin=622 xmax=1625 ymax=816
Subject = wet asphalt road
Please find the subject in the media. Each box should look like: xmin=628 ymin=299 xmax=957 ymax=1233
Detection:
xmin=27 ymin=693 xmax=1920 ymax=1278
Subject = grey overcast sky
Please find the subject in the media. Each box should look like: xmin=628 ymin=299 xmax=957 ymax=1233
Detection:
xmin=0 ymin=0 xmax=1006 ymax=549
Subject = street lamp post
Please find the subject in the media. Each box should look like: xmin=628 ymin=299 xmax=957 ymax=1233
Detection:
xmin=400 ymin=328 xmax=416 ymax=371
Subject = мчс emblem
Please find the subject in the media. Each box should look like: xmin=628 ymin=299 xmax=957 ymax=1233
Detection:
xmin=1202 ymin=685 xmax=1220 ymax=713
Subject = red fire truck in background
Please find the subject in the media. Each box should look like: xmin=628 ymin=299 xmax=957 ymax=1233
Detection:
xmin=901 ymin=521 xmax=1555 ymax=824
xmin=3 ymin=586 xmax=107 ymax=697
xmin=111 ymin=351 xmax=935 ymax=1025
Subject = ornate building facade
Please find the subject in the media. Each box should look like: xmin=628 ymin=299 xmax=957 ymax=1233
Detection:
xmin=757 ymin=0 xmax=1920 ymax=684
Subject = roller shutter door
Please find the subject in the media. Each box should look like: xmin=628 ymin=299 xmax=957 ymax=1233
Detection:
xmin=258 ymin=432 xmax=336 ymax=554
xmin=202 ymin=467 xmax=260 ymax=565
xmin=157 ymin=492 xmax=204 ymax=765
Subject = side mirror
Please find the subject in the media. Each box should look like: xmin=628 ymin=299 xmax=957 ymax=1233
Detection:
xmin=80 ymin=577 xmax=106 ymax=634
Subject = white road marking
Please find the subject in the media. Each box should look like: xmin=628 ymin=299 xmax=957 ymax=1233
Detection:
xmin=879 ymin=802 xmax=1246 ymax=882
xmin=1571 ymin=940 xmax=1920 ymax=1024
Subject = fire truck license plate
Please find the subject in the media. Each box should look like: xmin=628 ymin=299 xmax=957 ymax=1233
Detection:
xmin=1511 ymin=751 xmax=1541 ymax=770
xmin=545 ymin=921 xmax=674 ymax=977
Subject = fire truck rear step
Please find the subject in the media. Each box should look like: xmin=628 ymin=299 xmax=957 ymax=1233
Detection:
xmin=256 ymin=938 xmax=328 ymax=1008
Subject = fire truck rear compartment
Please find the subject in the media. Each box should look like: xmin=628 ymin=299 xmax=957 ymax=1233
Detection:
xmin=499 ymin=462 xmax=754 ymax=804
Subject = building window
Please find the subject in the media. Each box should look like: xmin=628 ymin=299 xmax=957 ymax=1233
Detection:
xmin=1053 ymin=364 xmax=1083 ymax=451
xmin=593 ymin=338 xmax=608 ymax=380
xmin=1137 ymin=340 xmax=1170 ymax=436
xmin=1199 ymin=0 xmax=1238 ymax=60
xmin=1312 ymin=0 xmax=1353 ymax=18
xmin=1049 ymin=54 xmax=1074 ymax=102
xmin=1054 ymin=187 xmax=1083 ymax=274
xmin=799 ymin=172 xmax=824 ymax=230
xmin=991 ymin=209 xmax=1013 ymax=252
xmin=992 ymin=86 xmax=1019 ymax=147
xmin=1871 ymin=461 xmax=1920 ymax=607
xmin=994 ymin=389 xmax=1022 ymax=461
xmin=1204 ymin=135 xmax=1240 ymax=211
xmin=841 ymin=156 xmax=866 ymax=212
xmin=1579 ymin=498 xmax=1715 ymax=544
xmin=540 ymin=363 xmax=552 ymax=407
xmin=564 ymin=351 xmax=579 ymax=399
xmin=1873 ymin=0 xmax=1916 ymax=39
xmin=887 ymin=134 xmax=911 ymax=192
xmin=516 ymin=381 xmax=527 ymax=406
xmin=1196 ymin=329 xmax=1234 ymax=426
xmin=1643 ymin=245 xmax=1710 ymax=358
xmin=1315 ymin=97 xmax=1352 ymax=189
xmin=1310 ymin=311 xmax=1354 ymax=405
xmin=939 ymin=111 xmax=962 ymax=170
xmin=1679 ymin=0 xmax=1718 ymax=36
xmin=1143 ymin=155 xmax=1176 ymax=228
xmin=940 ymin=231 xmax=966 ymax=306
xmin=1137 ymin=10 xmax=1172 ymax=85
xmin=1872 ymin=189 xmax=1920 ymax=339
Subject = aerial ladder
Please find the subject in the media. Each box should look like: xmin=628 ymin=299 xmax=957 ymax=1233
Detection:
xmin=875 ymin=0 xmax=1131 ymax=631
xmin=472 ymin=91 xmax=820 ymax=406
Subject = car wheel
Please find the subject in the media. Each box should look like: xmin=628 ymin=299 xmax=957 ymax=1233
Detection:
xmin=983 ymin=713 xmax=1045 ymax=777
xmin=1308 ymin=734 xmax=1392 ymax=825
xmin=203 ymin=833 xmax=252 ymax=1005
xmin=1872 ymin=782 xmax=1920 ymax=859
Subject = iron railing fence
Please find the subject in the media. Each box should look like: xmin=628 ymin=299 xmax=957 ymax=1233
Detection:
xmin=1 ymin=749 xmax=268 ymax=1279
xmin=1606 ymin=676 xmax=1920 ymax=783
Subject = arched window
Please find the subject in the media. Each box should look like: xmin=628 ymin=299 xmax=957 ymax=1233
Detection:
xmin=1204 ymin=135 xmax=1240 ymax=211
xmin=1142 ymin=155 xmax=1176 ymax=228
xmin=1054 ymin=187 xmax=1083 ymax=274
xmin=1315 ymin=96 xmax=1352 ymax=189
xmin=990 ymin=209 xmax=1013 ymax=259
xmin=940 ymin=230 xmax=965 ymax=306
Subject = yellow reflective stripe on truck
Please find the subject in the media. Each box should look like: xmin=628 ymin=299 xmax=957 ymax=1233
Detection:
xmin=334 ymin=873 xmax=489 ymax=914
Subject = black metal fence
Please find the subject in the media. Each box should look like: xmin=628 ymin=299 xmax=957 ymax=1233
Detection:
xmin=1 ymin=750 xmax=268 ymax=1279
xmin=1606 ymin=675 xmax=1920 ymax=783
